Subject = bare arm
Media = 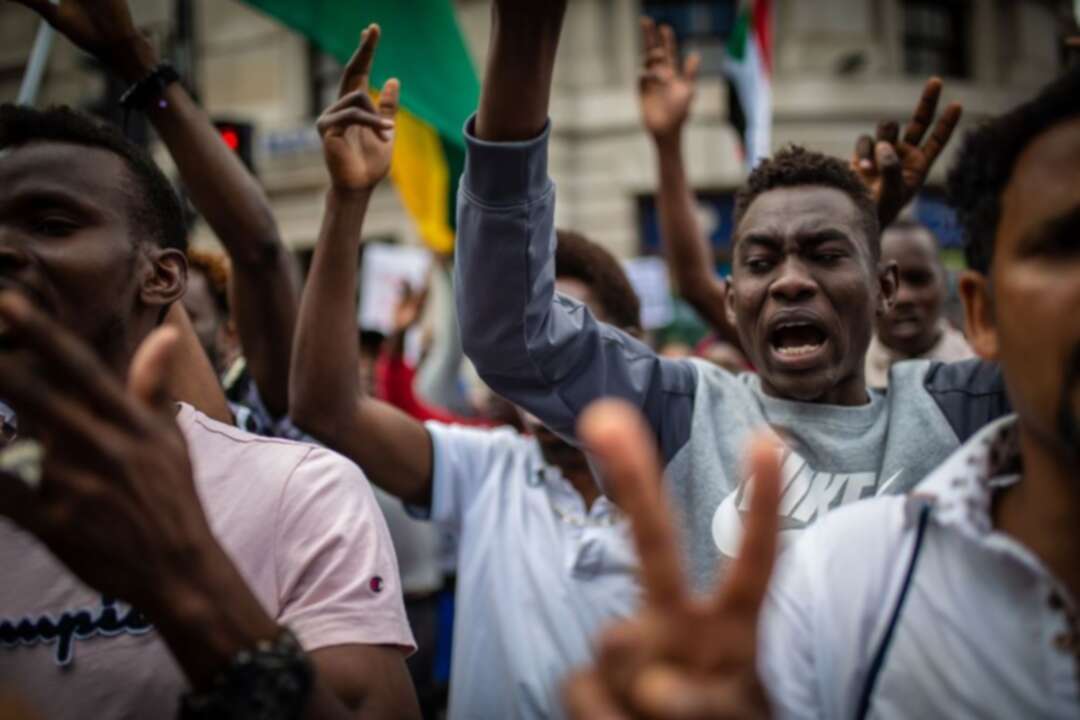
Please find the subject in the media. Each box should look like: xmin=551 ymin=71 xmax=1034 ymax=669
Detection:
xmin=473 ymin=1 xmax=568 ymax=142
xmin=639 ymin=18 xmax=738 ymax=345
xmin=288 ymin=26 xmax=433 ymax=507
xmin=16 ymin=0 xmax=301 ymax=418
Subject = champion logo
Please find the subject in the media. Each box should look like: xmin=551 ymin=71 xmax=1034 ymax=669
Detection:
xmin=0 ymin=596 xmax=153 ymax=666
xmin=712 ymin=447 xmax=905 ymax=557
xmin=369 ymin=576 xmax=384 ymax=593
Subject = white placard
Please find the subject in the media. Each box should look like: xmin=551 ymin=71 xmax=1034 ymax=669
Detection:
xmin=622 ymin=256 xmax=674 ymax=330
xmin=358 ymin=243 xmax=432 ymax=334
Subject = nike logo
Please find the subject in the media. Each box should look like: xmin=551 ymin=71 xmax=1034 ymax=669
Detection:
xmin=712 ymin=449 xmax=904 ymax=557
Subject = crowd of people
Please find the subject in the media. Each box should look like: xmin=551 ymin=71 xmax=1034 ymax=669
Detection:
xmin=0 ymin=0 xmax=1076 ymax=718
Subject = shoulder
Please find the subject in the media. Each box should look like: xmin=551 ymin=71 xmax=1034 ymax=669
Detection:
xmin=425 ymin=421 xmax=533 ymax=459
xmin=920 ymin=359 xmax=1011 ymax=441
xmin=180 ymin=403 xmax=367 ymax=496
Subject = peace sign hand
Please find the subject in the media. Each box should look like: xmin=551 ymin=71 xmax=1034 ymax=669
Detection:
xmin=317 ymin=24 xmax=400 ymax=194
xmin=852 ymin=77 xmax=963 ymax=228
xmin=564 ymin=400 xmax=781 ymax=720
xmin=638 ymin=17 xmax=701 ymax=143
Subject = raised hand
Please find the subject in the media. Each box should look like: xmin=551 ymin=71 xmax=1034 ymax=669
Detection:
xmin=11 ymin=0 xmax=155 ymax=80
xmin=639 ymin=17 xmax=701 ymax=143
xmin=851 ymin=77 xmax=963 ymax=228
xmin=317 ymin=25 xmax=400 ymax=194
xmin=564 ymin=400 xmax=781 ymax=719
xmin=391 ymin=280 xmax=430 ymax=336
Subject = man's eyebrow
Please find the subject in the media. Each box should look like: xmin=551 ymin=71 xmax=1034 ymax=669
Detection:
xmin=796 ymin=228 xmax=853 ymax=246
xmin=737 ymin=233 xmax=782 ymax=252
xmin=6 ymin=187 xmax=104 ymax=217
xmin=1019 ymin=206 xmax=1080 ymax=250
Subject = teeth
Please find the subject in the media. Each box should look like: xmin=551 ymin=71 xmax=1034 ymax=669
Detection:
xmin=776 ymin=344 xmax=822 ymax=357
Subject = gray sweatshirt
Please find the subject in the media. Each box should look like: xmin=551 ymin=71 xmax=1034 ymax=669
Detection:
xmin=454 ymin=120 xmax=1011 ymax=589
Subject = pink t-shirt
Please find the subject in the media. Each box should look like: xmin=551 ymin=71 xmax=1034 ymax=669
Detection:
xmin=0 ymin=403 xmax=415 ymax=719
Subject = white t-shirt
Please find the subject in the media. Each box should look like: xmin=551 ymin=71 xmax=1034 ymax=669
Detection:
xmin=0 ymin=403 xmax=415 ymax=720
xmin=421 ymin=422 xmax=641 ymax=720
xmin=759 ymin=415 xmax=1079 ymax=719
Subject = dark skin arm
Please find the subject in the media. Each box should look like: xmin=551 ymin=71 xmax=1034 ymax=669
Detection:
xmin=474 ymin=0 xmax=569 ymax=142
xmin=14 ymin=0 xmax=301 ymax=418
xmin=161 ymin=303 xmax=234 ymax=425
xmin=638 ymin=18 xmax=740 ymax=346
xmin=0 ymin=294 xmax=416 ymax=719
xmin=288 ymin=26 xmax=434 ymax=509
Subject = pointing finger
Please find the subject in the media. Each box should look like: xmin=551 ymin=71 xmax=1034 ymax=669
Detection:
xmin=579 ymin=399 xmax=687 ymax=612
xmin=660 ymin=24 xmax=679 ymax=67
xmin=339 ymin=24 xmax=380 ymax=97
xmin=713 ymin=434 xmax=782 ymax=618
xmin=920 ymin=101 xmax=962 ymax=166
xmin=853 ymin=134 xmax=875 ymax=172
xmin=640 ymin=16 xmax=660 ymax=57
xmin=875 ymin=120 xmax=899 ymax=146
xmin=901 ymin=76 xmax=942 ymax=147
xmin=683 ymin=52 xmax=701 ymax=84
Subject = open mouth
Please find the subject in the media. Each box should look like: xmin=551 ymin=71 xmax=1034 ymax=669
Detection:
xmin=768 ymin=320 xmax=829 ymax=367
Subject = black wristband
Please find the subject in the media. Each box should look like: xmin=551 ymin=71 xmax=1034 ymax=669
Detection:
xmin=178 ymin=627 xmax=314 ymax=720
xmin=118 ymin=62 xmax=180 ymax=110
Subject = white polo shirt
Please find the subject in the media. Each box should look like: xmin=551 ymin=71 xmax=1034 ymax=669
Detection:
xmin=760 ymin=415 xmax=1079 ymax=719
xmin=419 ymin=422 xmax=641 ymax=720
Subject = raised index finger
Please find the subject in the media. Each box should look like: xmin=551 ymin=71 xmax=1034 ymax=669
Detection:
xmin=712 ymin=434 xmax=782 ymax=618
xmin=578 ymin=399 xmax=687 ymax=611
xmin=338 ymin=24 xmax=380 ymax=98
xmin=901 ymin=76 xmax=943 ymax=147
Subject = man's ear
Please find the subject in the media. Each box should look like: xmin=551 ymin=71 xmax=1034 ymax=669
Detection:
xmin=140 ymin=248 xmax=188 ymax=309
xmin=875 ymin=260 xmax=898 ymax=319
xmin=724 ymin=278 xmax=737 ymax=327
xmin=958 ymin=270 xmax=998 ymax=360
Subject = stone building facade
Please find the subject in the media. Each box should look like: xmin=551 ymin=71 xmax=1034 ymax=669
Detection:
xmin=0 ymin=0 xmax=1068 ymax=259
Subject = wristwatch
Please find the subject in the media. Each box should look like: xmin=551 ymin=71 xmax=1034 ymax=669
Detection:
xmin=178 ymin=627 xmax=314 ymax=720
xmin=118 ymin=62 xmax=180 ymax=110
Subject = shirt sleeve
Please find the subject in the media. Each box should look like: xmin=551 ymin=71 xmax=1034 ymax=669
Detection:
xmin=421 ymin=422 xmax=522 ymax=536
xmin=453 ymin=116 xmax=697 ymax=465
xmin=273 ymin=445 xmax=416 ymax=653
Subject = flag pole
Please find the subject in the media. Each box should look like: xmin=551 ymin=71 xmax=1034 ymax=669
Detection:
xmin=16 ymin=2 xmax=60 ymax=106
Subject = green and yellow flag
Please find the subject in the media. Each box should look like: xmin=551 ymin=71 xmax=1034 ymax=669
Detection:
xmin=241 ymin=0 xmax=479 ymax=254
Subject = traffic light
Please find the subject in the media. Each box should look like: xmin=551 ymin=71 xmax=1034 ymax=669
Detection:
xmin=213 ymin=118 xmax=255 ymax=174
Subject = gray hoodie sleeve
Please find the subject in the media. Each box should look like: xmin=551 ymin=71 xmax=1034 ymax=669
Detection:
xmin=454 ymin=117 xmax=696 ymax=463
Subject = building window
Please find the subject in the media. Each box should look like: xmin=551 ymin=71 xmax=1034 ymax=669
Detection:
xmin=902 ymin=0 xmax=970 ymax=78
xmin=641 ymin=0 xmax=738 ymax=76
xmin=308 ymin=43 xmax=344 ymax=118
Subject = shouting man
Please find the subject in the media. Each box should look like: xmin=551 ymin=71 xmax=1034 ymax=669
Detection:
xmin=455 ymin=1 xmax=1009 ymax=587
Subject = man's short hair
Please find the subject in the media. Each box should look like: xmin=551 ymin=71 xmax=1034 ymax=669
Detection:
xmin=555 ymin=229 xmax=642 ymax=332
xmin=0 ymin=104 xmax=186 ymax=253
xmin=947 ymin=67 xmax=1080 ymax=274
xmin=734 ymin=145 xmax=881 ymax=261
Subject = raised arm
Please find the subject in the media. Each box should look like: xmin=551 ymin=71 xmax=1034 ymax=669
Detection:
xmin=456 ymin=2 xmax=697 ymax=462
xmin=638 ymin=18 xmax=738 ymax=345
xmin=16 ymin=0 xmax=301 ymax=418
xmin=288 ymin=27 xmax=434 ymax=507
